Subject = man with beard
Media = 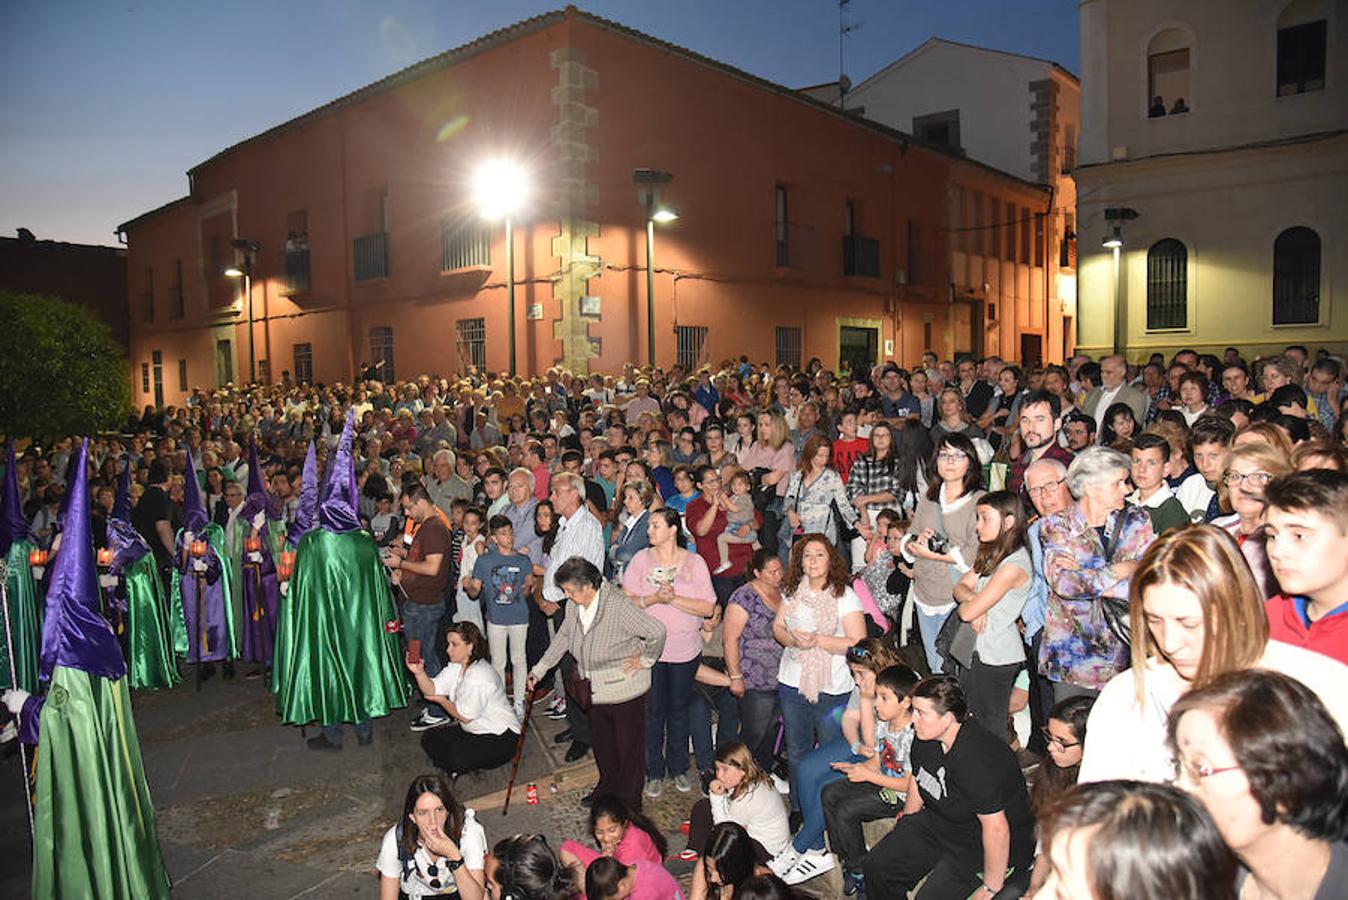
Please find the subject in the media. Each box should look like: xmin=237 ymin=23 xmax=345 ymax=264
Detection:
xmin=1007 ymin=389 xmax=1076 ymax=502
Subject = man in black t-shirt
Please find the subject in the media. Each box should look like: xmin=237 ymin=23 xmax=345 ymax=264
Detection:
xmin=132 ymin=460 xmax=179 ymax=578
xmin=861 ymin=677 xmax=1035 ymax=898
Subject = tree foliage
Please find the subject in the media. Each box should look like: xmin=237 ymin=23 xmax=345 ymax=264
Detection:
xmin=0 ymin=290 xmax=130 ymax=442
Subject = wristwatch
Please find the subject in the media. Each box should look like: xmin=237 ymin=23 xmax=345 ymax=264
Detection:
xmin=444 ymin=857 xmax=464 ymax=873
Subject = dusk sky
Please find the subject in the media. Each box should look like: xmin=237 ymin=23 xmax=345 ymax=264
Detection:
xmin=0 ymin=1 xmax=1079 ymax=248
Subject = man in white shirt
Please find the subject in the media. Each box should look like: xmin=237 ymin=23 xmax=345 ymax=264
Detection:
xmin=542 ymin=471 xmax=607 ymax=764
xmin=1082 ymin=355 xmax=1147 ymax=441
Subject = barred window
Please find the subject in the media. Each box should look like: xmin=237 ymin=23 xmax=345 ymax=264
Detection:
xmin=442 ymin=220 xmax=491 ymax=271
xmin=676 ymin=325 xmax=708 ymax=371
xmin=456 ymin=318 xmax=486 ymax=370
xmin=178 ymin=359 xmax=188 ymax=392
xmin=1146 ymin=239 xmax=1188 ymax=330
xmin=293 ymin=343 xmax=313 ymax=385
xmin=1272 ymin=227 xmax=1320 ymax=325
xmin=354 ymin=231 xmax=389 ymax=281
xmin=370 ymin=326 xmax=395 ymax=382
xmin=775 ymin=326 xmax=802 ymax=368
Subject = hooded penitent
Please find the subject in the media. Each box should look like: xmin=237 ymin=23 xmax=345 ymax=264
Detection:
xmin=228 ymin=440 xmax=280 ymax=666
xmin=271 ymin=412 xmax=408 ymax=725
xmin=169 ymin=450 xmax=236 ymax=663
xmin=107 ymin=458 xmax=178 ymax=690
xmin=21 ymin=438 xmax=172 ymax=898
xmin=0 ymin=443 xmax=40 ymax=693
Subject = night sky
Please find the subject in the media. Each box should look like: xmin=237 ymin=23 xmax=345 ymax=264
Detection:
xmin=0 ymin=1 xmax=1079 ymax=247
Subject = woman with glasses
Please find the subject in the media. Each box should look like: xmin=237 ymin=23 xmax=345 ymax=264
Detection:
xmin=897 ymin=432 xmax=986 ymax=674
xmin=1078 ymin=526 xmax=1348 ymax=785
xmin=377 ymin=773 xmax=487 ymax=900
xmin=1025 ymin=695 xmax=1093 ymax=893
xmin=1213 ymin=442 xmax=1292 ymax=598
xmin=1168 ymin=669 xmax=1348 ymax=900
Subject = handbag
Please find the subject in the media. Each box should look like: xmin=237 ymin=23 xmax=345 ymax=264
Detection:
xmin=935 ymin=608 xmax=977 ymax=671
xmin=566 ymin=665 xmax=593 ymax=713
xmin=1091 ymin=507 xmax=1133 ymax=647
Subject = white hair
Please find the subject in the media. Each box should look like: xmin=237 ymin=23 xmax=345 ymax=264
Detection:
xmin=1066 ymin=446 xmax=1131 ymax=499
xmin=508 ymin=466 xmax=536 ymax=492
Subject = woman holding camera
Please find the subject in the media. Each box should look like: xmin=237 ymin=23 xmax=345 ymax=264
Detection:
xmin=899 ymin=432 xmax=986 ymax=674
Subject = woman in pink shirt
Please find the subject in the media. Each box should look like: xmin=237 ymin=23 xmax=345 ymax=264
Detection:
xmin=623 ymin=508 xmax=717 ymax=797
xmin=586 ymin=856 xmax=684 ymax=900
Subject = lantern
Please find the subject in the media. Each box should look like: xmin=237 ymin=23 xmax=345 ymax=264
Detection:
xmin=28 ymin=548 xmax=44 ymax=567
xmin=189 ymin=539 xmax=208 ymax=558
xmin=277 ymin=549 xmax=296 ymax=581
xmin=97 ymin=547 xmax=114 ymax=567
xmin=244 ymin=535 xmax=262 ymax=553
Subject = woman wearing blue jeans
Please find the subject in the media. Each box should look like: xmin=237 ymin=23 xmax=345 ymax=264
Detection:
xmin=768 ymin=637 xmax=903 ymax=885
xmin=768 ymin=536 xmax=867 ymax=877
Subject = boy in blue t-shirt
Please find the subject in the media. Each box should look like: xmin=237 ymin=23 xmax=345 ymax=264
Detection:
xmin=466 ymin=515 xmax=534 ymax=716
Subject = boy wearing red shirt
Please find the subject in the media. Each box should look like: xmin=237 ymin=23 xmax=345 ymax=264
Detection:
xmin=1264 ymin=470 xmax=1348 ymax=665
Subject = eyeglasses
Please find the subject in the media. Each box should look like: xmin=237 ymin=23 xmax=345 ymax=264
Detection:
xmin=1026 ymin=478 xmax=1067 ymax=497
xmin=936 ymin=451 xmax=968 ymax=463
xmin=1222 ymin=471 xmax=1273 ymax=488
xmin=1174 ymin=756 xmax=1242 ymax=782
xmin=1040 ymin=727 xmax=1081 ymax=750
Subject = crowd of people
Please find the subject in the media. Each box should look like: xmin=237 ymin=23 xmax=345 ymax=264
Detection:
xmin=3 ymin=341 xmax=1348 ymax=899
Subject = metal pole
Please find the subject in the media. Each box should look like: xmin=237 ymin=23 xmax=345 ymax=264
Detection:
xmin=646 ymin=215 xmax=656 ymax=367
xmin=506 ymin=218 xmax=516 ymax=377
xmin=1111 ymin=245 xmax=1123 ymax=356
xmin=245 ymin=264 xmax=256 ymax=385
xmin=0 ymin=559 xmax=35 ymax=837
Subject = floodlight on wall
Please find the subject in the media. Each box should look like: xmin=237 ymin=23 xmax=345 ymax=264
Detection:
xmin=634 ymin=168 xmax=677 ymax=367
xmin=223 ymin=239 xmax=261 ymax=384
xmin=1102 ymin=226 xmax=1124 ymax=249
xmin=472 ymin=159 xmax=530 ymax=375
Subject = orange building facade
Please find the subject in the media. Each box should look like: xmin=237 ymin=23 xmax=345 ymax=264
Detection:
xmin=120 ymin=8 xmax=1063 ymax=408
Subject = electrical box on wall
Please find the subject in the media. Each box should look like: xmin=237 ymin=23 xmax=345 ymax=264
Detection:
xmin=527 ymin=304 xmax=543 ymax=320
xmin=884 ymin=339 xmax=895 ymax=356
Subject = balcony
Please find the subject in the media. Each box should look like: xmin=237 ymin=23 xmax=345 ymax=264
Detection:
xmin=842 ymin=235 xmax=880 ymax=278
xmin=285 ymin=247 xmax=311 ymax=294
xmin=353 ymin=232 xmax=388 ymax=281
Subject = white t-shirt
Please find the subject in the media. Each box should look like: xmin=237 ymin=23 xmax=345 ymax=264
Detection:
xmin=776 ymin=586 xmax=863 ymax=696
xmin=1078 ymin=640 xmax=1348 ymax=785
xmin=375 ymin=810 xmax=487 ymax=897
xmin=431 ymin=659 xmax=520 ymax=736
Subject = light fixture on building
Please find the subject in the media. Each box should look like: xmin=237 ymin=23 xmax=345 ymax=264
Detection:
xmin=472 ymin=159 xmax=529 ymax=376
xmin=1101 ymin=208 xmax=1139 ymax=356
xmin=223 ymin=239 xmax=261 ymax=384
xmin=634 ymin=168 xmax=677 ymax=367
xmin=1101 ymin=226 xmax=1124 ymax=249
xmin=1101 ymin=207 xmax=1138 ymax=248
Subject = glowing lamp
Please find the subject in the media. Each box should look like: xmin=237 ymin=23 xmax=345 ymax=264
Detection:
xmin=28 ymin=548 xmax=48 ymax=567
xmin=97 ymin=547 xmax=114 ymax=567
xmin=189 ymin=539 xmax=208 ymax=558
xmin=244 ymin=535 xmax=262 ymax=553
xmin=471 ymin=159 xmax=529 ymax=222
xmin=277 ymin=550 xmax=296 ymax=581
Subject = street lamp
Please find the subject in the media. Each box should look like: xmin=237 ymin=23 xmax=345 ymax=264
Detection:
xmin=634 ymin=169 xmax=677 ymax=367
xmin=1102 ymin=208 xmax=1138 ymax=355
xmin=223 ymin=239 xmax=261 ymax=384
xmin=472 ymin=159 xmax=529 ymax=376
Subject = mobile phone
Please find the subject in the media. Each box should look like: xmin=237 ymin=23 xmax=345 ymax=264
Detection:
xmin=407 ymin=639 xmax=422 ymax=664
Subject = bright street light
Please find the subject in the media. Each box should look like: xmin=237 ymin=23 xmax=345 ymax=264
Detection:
xmin=223 ymin=266 xmax=245 ymax=278
xmin=651 ymin=205 xmax=679 ymax=224
xmin=471 ymin=159 xmax=529 ymax=221
xmin=472 ymin=159 xmax=529 ymax=375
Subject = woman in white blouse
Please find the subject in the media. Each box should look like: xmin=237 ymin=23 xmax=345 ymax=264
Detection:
xmin=408 ymin=621 xmax=521 ymax=781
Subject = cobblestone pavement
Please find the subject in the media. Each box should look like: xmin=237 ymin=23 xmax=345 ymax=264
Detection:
xmin=0 ymin=673 xmax=847 ymax=897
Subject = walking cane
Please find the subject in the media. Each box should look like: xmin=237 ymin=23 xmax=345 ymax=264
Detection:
xmin=502 ymin=683 xmax=545 ymax=816
xmin=0 ymin=559 xmax=35 ymax=838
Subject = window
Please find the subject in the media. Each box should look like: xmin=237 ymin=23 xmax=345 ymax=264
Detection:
xmin=215 ymin=339 xmax=233 ymax=387
xmin=151 ymin=350 xmax=164 ymax=408
xmin=285 ymin=210 xmax=310 ymax=293
xmin=1020 ymin=214 xmax=1032 ymax=265
xmin=293 ymin=343 xmax=313 ymax=385
xmin=1273 ymin=227 xmax=1321 ymax=325
xmin=844 ymin=200 xmax=855 ymax=238
xmin=141 ymin=362 xmax=150 ymax=393
xmin=170 ymin=258 xmax=184 ymax=319
xmin=354 ymin=231 xmax=389 ymax=281
xmin=913 ymin=109 xmax=961 ymax=151
xmin=675 ymin=325 xmax=708 ymax=370
xmin=1034 ymin=213 xmax=1046 ymax=268
xmin=988 ymin=199 xmax=1001 ymax=260
xmin=177 ymin=359 xmax=187 ymax=392
xmin=456 ymin=318 xmax=486 ymax=370
xmin=258 ymin=359 xmax=271 ymax=384
xmin=842 ymin=234 xmax=880 ymax=278
xmin=906 ymin=219 xmax=921 ymax=284
xmin=1147 ymin=30 xmax=1191 ymax=116
xmin=1061 ymin=125 xmax=1077 ymax=174
xmin=1277 ymin=19 xmax=1327 ymax=95
xmin=370 ymin=326 xmax=395 ymax=381
xmin=775 ymin=326 xmax=802 ymax=368
xmin=442 ymin=219 xmax=491 ymax=271
xmin=1005 ymin=204 xmax=1017 ymax=262
xmin=1146 ymin=239 xmax=1188 ymax=330
xmin=141 ymin=266 xmax=154 ymax=322
xmin=775 ymin=185 xmax=789 ymax=266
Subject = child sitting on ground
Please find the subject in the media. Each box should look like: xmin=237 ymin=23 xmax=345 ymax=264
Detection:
xmin=713 ymin=470 xmax=760 ymax=575
xmin=823 ymin=664 xmax=920 ymax=897
xmin=686 ymin=742 xmax=790 ymax=900
xmin=560 ymin=794 xmax=667 ymax=897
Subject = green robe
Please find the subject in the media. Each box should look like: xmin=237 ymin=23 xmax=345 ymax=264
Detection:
xmin=168 ymin=522 xmax=237 ymax=660
xmin=123 ymin=553 xmax=179 ymax=690
xmin=32 ymin=666 xmax=171 ymax=899
xmin=0 ymin=539 xmax=41 ymax=693
xmin=271 ymin=528 xmax=409 ymax=726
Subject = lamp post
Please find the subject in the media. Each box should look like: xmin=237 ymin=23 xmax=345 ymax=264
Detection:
xmin=1101 ymin=208 xmax=1138 ymax=356
xmin=472 ymin=160 xmax=529 ymax=376
xmin=224 ymin=239 xmax=261 ymax=384
xmin=634 ymin=169 xmax=677 ymax=368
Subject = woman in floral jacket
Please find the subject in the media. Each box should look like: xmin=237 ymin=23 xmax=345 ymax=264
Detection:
xmin=1038 ymin=447 xmax=1155 ymax=698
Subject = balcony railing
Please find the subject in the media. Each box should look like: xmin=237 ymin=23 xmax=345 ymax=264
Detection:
xmin=842 ymin=235 xmax=881 ymax=278
xmin=285 ymin=247 xmax=311 ymax=293
xmin=353 ymin=232 xmax=388 ymax=281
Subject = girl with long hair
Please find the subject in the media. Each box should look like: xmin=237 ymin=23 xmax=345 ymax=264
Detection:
xmin=376 ymin=773 xmax=487 ymax=899
xmin=685 ymin=742 xmax=791 ymax=896
xmin=952 ymin=491 xmax=1033 ymax=737
xmin=559 ymin=794 xmax=667 ymax=888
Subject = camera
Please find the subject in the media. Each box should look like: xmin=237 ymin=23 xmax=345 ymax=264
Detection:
xmin=927 ymin=534 xmax=950 ymax=555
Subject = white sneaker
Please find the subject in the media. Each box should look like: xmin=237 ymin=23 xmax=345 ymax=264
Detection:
xmin=771 ymin=773 xmax=791 ymax=795
xmin=712 ymin=561 xmax=732 ymax=574
xmin=784 ymin=849 xmax=835 ymax=886
xmin=643 ymin=778 xmax=665 ymax=799
xmin=767 ymin=846 xmax=802 ymax=878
